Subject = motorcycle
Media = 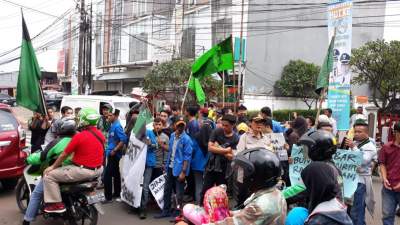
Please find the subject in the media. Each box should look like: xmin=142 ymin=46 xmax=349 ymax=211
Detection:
xmin=16 ymin=164 xmax=105 ymax=225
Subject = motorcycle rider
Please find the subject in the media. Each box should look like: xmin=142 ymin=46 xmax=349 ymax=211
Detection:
xmin=22 ymin=117 xmax=77 ymax=225
xmin=179 ymin=148 xmax=287 ymax=225
xmin=42 ymin=108 xmax=104 ymax=213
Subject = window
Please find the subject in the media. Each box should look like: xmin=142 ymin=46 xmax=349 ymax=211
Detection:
xmin=0 ymin=111 xmax=17 ymax=132
xmin=212 ymin=18 xmax=232 ymax=45
xmin=181 ymin=27 xmax=195 ymax=59
xmin=110 ymin=0 xmax=123 ymax=64
xmin=95 ymin=12 xmax=103 ymax=66
xmin=129 ymin=32 xmax=148 ymax=62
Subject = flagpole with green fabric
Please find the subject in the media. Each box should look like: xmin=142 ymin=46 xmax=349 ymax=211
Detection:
xmin=16 ymin=11 xmax=47 ymax=116
xmin=314 ymin=31 xmax=335 ymax=127
xmin=181 ymin=73 xmax=192 ymax=113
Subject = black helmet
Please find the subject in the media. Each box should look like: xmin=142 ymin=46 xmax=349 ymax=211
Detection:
xmin=232 ymin=148 xmax=281 ymax=190
xmin=298 ymin=130 xmax=337 ymax=161
xmin=57 ymin=117 xmax=76 ymax=135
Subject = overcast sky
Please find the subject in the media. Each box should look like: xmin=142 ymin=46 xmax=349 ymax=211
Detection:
xmin=0 ymin=0 xmax=75 ymax=72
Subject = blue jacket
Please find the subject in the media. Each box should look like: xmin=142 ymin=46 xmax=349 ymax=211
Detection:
xmin=145 ymin=129 xmax=157 ymax=167
xmin=190 ymin=139 xmax=209 ymax=172
xmin=106 ymin=120 xmax=128 ymax=158
xmin=165 ymin=131 xmax=193 ymax=177
xmin=272 ymin=119 xmax=286 ymax=133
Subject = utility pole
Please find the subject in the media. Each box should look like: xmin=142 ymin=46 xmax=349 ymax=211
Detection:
xmin=87 ymin=3 xmax=92 ymax=93
xmin=77 ymin=0 xmax=85 ymax=94
xmin=238 ymin=0 xmax=245 ymax=106
xmin=180 ymin=0 xmax=186 ymax=59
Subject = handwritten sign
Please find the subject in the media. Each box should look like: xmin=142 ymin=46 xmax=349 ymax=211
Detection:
xmin=121 ymin=136 xmax=147 ymax=208
xmin=149 ymin=174 xmax=166 ymax=209
xmin=289 ymin=145 xmax=362 ymax=198
xmin=267 ymin=133 xmax=288 ymax=161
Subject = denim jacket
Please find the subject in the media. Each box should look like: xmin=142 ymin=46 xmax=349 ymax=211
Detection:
xmin=165 ymin=131 xmax=193 ymax=177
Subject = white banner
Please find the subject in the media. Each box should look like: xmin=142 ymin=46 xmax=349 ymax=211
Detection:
xmin=121 ymin=135 xmax=147 ymax=208
xmin=149 ymin=174 xmax=166 ymax=209
xmin=267 ymin=133 xmax=288 ymax=161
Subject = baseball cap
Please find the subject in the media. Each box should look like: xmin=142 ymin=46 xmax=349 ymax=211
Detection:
xmin=174 ymin=116 xmax=186 ymax=126
xmin=200 ymin=107 xmax=209 ymax=115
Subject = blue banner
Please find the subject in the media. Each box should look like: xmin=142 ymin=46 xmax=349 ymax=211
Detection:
xmin=289 ymin=145 xmax=362 ymax=199
xmin=327 ymin=0 xmax=352 ymax=131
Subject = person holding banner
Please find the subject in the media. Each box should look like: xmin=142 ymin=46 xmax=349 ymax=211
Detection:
xmin=155 ymin=116 xmax=193 ymax=220
xmin=139 ymin=117 xmax=169 ymax=219
xmin=379 ymin=122 xmax=400 ymax=225
xmin=344 ymin=120 xmax=377 ymax=225
xmin=323 ymin=108 xmax=338 ymax=136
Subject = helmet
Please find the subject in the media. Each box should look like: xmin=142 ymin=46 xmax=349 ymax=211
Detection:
xmin=77 ymin=108 xmax=100 ymax=127
xmin=57 ymin=117 xmax=76 ymax=135
xmin=232 ymin=148 xmax=281 ymax=190
xmin=298 ymin=130 xmax=337 ymax=161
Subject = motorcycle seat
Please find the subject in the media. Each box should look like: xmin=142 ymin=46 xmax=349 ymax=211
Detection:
xmin=60 ymin=178 xmax=98 ymax=193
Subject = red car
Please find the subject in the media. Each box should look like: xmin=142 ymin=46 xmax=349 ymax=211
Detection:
xmin=0 ymin=103 xmax=27 ymax=189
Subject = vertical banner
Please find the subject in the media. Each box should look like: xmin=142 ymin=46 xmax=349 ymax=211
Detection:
xmin=327 ymin=0 xmax=352 ymax=130
xmin=121 ymin=135 xmax=147 ymax=208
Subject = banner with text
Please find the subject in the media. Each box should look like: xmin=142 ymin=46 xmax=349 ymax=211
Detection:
xmin=121 ymin=135 xmax=147 ymax=208
xmin=149 ymin=174 xmax=167 ymax=209
xmin=327 ymin=0 xmax=352 ymax=130
xmin=289 ymin=145 xmax=362 ymax=198
xmin=267 ymin=133 xmax=288 ymax=161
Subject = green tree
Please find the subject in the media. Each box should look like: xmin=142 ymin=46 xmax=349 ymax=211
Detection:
xmin=350 ymin=39 xmax=400 ymax=109
xmin=275 ymin=60 xmax=320 ymax=109
xmin=143 ymin=60 xmax=222 ymax=105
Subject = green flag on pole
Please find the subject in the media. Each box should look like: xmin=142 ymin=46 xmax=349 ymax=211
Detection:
xmin=188 ymin=77 xmax=205 ymax=105
xmin=315 ymin=35 xmax=335 ymax=95
xmin=192 ymin=36 xmax=234 ymax=79
xmin=16 ymin=13 xmax=47 ymax=115
xmin=132 ymin=106 xmax=153 ymax=140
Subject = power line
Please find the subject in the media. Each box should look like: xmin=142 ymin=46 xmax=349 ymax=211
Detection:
xmin=0 ymin=0 xmax=58 ymax=18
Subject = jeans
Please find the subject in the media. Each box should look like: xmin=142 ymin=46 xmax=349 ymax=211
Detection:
xmin=24 ymin=179 xmax=43 ymax=222
xmin=193 ymin=171 xmax=204 ymax=205
xmin=104 ymin=156 xmax=121 ymax=200
xmin=162 ymin=168 xmax=185 ymax=213
xmin=350 ymin=183 xmax=366 ymax=225
xmin=141 ymin=166 xmax=154 ymax=209
xmin=200 ymin=171 xmax=226 ymax=205
xmin=382 ymin=186 xmax=400 ymax=225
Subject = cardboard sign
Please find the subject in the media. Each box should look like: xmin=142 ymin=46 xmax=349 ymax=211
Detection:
xmin=149 ymin=174 xmax=166 ymax=209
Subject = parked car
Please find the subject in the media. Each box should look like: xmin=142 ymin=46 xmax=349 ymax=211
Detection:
xmin=44 ymin=91 xmax=66 ymax=111
xmin=0 ymin=104 xmax=27 ymax=190
xmin=0 ymin=93 xmax=16 ymax=107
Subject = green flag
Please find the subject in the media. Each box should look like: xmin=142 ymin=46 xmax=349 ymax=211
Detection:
xmin=192 ymin=36 xmax=234 ymax=79
xmin=132 ymin=106 xmax=153 ymax=141
xmin=188 ymin=77 xmax=205 ymax=105
xmin=16 ymin=14 xmax=47 ymax=115
xmin=315 ymin=35 xmax=335 ymax=95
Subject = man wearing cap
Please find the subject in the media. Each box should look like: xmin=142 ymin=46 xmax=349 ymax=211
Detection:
xmin=155 ymin=116 xmax=193 ymax=219
xmin=103 ymin=108 xmax=128 ymax=203
xmin=344 ymin=120 xmax=377 ymax=225
xmin=379 ymin=122 xmax=400 ymax=225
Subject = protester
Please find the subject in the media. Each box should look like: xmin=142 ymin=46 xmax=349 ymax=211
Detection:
xmin=260 ymin=106 xmax=285 ymax=133
xmin=222 ymin=107 xmax=233 ymax=116
xmin=29 ymin=112 xmax=51 ymax=152
xmin=185 ymin=106 xmax=200 ymax=138
xmin=159 ymin=109 xmax=173 ymax=137
xmin=97 ymin=104 xmax=112 ymax=136
xmin=237 ymin=105 xmax=249 ymax=124
xmin=323 ymin=108 xmax=337 ymax=136
xmin=301 ymin=162 xmax=352 ymax=225
xmin=378 ymin=121 xmax=400 ymax=225
xmin=103 ymin=109 xmax=128 ymax=203
xmin=155 ymin=116 xmax=193 ymax=219
xmin=169 ymin=106 xmax=180 ymax=125
xmin=199 ymin=108 xmax=216 ymax=130
xmin=343 ymin=119 xmax=377 ymax=225
xmin=317 ymin=115 xmax=334 ymax=133
xmin=42 ymin=108 xmax=103 ymax=213
xmin=139 ymin=117 xmax=169 ymax=219
xmin=350 ymin=106 xmax=367 ymax=127
xmin=200 ymin=114 xmax=239 ymax=204
xmin=46 ymin=107 xmax=55 ymax=124
xmin=191 ymin=120 xmax=213 ymax=205
xmin=208 ymin=103 xmax=217 ymax=121
xmin=236 ymin=122 xmax=249 ymax=136
xmin=44 ymin=106 xmax=73 ymax=146
xmin=306 ymin=116 xmax=315 ymax=130
xmin=125 ymin=102 xmax=141 ymax=137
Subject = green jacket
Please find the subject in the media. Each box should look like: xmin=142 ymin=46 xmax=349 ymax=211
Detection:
xmin=27 ymin=137 xmax=73 ymax=173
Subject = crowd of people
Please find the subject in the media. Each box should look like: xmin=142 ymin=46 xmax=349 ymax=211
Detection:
xmin=22 ymin=102 xmax=400 ymax=225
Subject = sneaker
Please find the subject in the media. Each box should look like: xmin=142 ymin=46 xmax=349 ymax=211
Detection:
xmin=154 ymin=211 xmax=171 ymax=219
xmin=101 ymin=199 xmax=113 ymax=204
xmin=44 ymin=202 xmax=66 ymax=213
xmin=139 ymin=209 xmax=147 ymax=220
xmin=115 ymin=198 xmax=122 ymax=202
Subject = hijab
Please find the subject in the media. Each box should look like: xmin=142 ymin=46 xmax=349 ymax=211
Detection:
xmin=301 ymin=161 xmax=340 ymax=212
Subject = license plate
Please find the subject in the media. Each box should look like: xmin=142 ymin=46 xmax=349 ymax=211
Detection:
xmin=86 ymin=192 xmax=105 ymax=204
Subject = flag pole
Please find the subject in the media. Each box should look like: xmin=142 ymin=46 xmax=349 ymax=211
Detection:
xmin=181 ymin=73 xmax=192 ymax=114
xmin=314 ymin=87 xmax=326 ymax=128
xmin=229 ymin=35 xmax=236 ymax=113
xmin=222 ymin=72 xmax=225 ymax=108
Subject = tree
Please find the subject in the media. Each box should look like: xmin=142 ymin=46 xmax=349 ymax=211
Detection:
xmin=143 ymin=60 xmax=222 ymax=105
xmin=275 ymin=60 xmax=320 ymax=109
xmin=350 ymin=39 xmax=400 ymax=110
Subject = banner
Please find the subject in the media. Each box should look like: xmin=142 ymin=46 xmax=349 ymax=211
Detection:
xmin=266 ymin=133 xmax=288 ymax=161
xmin=149 ymin=174 xmax=167 ymax=209
xmin=289 ymin=145 xmax=362 ymax=198
xmin=121 ymin=135 xmax=147 ymax=208
xmin=327 ymin=0 xmax=352 ymax=130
